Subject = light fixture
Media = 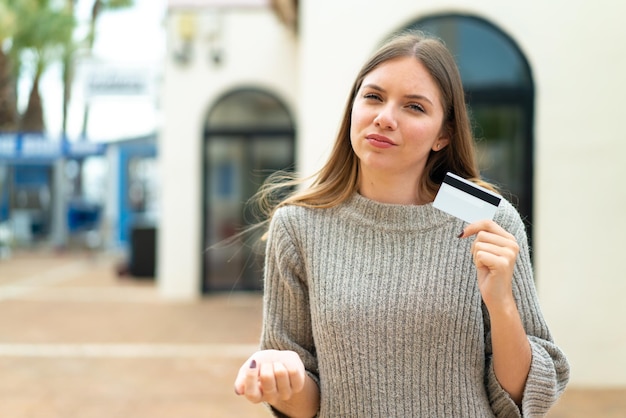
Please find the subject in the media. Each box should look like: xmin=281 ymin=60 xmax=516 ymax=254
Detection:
xmin=172 ymin=12 xmax=197 ymax=65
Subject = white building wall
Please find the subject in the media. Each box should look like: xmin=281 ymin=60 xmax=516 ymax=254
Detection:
xmin=299 ymin=0 xmax=626 ymax=388
xmin=161 ymin=1 xmax=626 ymax=386
xmin=531 ymin=5 xmax=626 ymax=386
xmin=158 ymin=7 xmax=297 ymax=299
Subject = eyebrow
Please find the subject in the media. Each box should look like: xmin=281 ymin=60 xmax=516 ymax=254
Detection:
xmin=362 ymin=83 xmax=434 ymax=106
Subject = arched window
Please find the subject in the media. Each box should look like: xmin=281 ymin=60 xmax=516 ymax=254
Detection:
xmin=403 ymin=15 xmax=535 ymax=240
xmin=203 ymin=89 xmax=295 ymax=292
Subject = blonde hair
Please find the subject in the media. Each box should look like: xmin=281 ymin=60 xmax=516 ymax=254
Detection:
xmin=252 ymin=31 xmax=494 ymax=223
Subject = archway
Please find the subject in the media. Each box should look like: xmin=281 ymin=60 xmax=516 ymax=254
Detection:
xmin=202 ymin=88 xmax=295 ymax=292
xmin=403 ymin=15 xmax=535 ymax=241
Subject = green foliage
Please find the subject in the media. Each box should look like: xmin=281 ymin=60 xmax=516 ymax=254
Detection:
xmin=0 ymin=1 xmax=17 ymax=44
xmin=11 ymin=0 xmax=75 ymax=72
xmin=104 ymin=0 xmax=134 ymax=8
xmin=0 ymin=0 xmax=135 ymax=133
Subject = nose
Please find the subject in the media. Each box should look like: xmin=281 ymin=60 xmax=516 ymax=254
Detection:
xmin=373 ymin=105 xmax=397 ymax=130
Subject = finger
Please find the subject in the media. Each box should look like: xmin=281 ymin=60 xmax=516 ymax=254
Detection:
xmin=474 ymin=249 xmax=513 ymax=270
xmin=234 ymin=357 xmax=253 ymax=395
xmin=460 ymin=220 xmax=513 ymax=240
xmin=243 ymin=359 xmax=263 ymax=403
xmin=474 ymin=229 xmax=515 ymax=245
xmin=280 ymin=352 xmax=306 ymax=393
xmin=272 ymin=361 xmax=293 ymax=400
xmin=472 ymin=240 xmax=517 ymax=260
xmin=258 ymin=360 xmax=278 ymax=400
xmin=288 ymin=365 xmax=306 ymax=393
xmin=469 ymin=230 xmax=518 ymax=259
xmin=472 ymin=240 xmax=518 ymax=271
xmin=478 ymin=240 xmax=519 ymax=267
xmin=458 ymin=220 xmax=491 ymax=238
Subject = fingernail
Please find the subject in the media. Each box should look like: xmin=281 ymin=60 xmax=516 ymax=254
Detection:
xmin=249 ymin=359 xmax=257 ymax=369
xmin=457 ymin=229 xmax=464 ymax=238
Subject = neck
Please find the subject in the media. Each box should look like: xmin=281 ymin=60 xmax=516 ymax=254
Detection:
xmin=357 ymin=167 xmax=428 ymax=205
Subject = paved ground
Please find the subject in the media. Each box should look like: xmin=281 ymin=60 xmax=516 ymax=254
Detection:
xmin=0 ymin=249 xmax=624 ymax=417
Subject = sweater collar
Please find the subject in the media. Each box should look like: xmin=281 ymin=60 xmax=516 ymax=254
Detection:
xmin=337 ymin=192 xmax=455 ymax=232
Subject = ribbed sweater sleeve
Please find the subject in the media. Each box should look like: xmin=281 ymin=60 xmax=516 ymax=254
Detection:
xmin=260 ymin=208 xmax=321 ymax=418
xmin=485 ymin=201 xmax=570 ymax=417
xmin=259 ymin=194 xmax=569 ymax=418
xmin=260 ymin=207 xmax=320 ymax=377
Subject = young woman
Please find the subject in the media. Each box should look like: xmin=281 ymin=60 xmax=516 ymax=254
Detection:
xmin=233 ymin=32 xmax=569 ymax=418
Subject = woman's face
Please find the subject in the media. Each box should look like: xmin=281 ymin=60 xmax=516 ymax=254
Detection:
xmin=350 ymin=56 xmax=449 ymax=182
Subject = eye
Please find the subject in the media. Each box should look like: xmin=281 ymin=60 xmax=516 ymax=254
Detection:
xmin=363 ymin=92 xmax=382 ymax=101
xmin=407 ymin=103 xmax=425 ymax=113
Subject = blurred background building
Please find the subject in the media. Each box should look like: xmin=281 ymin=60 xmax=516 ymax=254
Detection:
xmin=1 ymin=0 xmax=624 ymax=392
xmin=0 ymin=0 xmax=163 ymax=256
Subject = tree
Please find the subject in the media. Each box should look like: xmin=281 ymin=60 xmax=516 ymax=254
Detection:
xmin=62 ymin=0 xmax=134 ymax=136
xmin=0 ymin=0 xmax=74 ymax=133
xmin=0 ymin=0 xmax=19 ymax=131
xmin=80 ymin=0 xmax=134 ymax=136
xmin=0 ymin=0 xmax=134 ymax=135
xmin=12 ymin=0 xmax=75 ymax=133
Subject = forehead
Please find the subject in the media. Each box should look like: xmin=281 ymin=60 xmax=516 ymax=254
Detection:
xmin=361 ymin=56 xmax=441 ymax=98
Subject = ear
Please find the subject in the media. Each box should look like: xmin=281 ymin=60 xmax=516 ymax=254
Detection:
xmin=432 ymin=136 xmax=450 ymax=152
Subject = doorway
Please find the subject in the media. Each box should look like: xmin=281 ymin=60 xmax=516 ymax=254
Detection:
xmin=202 ymin=89 xmax=295 ymax=292
xmin=406 ymin=15 xmax=535 ymax=241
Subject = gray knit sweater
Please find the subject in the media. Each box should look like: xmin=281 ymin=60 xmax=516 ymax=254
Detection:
xmin=260 ymin=192 xmax=569 ymax=418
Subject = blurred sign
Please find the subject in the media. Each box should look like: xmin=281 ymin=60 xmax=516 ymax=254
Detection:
xmin=66 ymin=141 xmax=107 ymax=158
xmin=85 ymin=65 xmax=152 ymax=98
xmin=20 ymin=134 xmax=62 ymax=158
xmin=168 ymin=0 xmax=269 ymax=8
xmin=0 ymin=134 xmax=17 ymax=158
xmin=0 ymin=133 xmax=106 ymax=162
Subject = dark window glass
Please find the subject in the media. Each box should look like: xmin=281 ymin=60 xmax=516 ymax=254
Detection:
xmin=206 ymin=90 xmax=293 ymax=129
xmin=416 ymin=16 xmax=531 ymax=88
xmin=403 ymin=15 xmax=535 ymax=242
xmin=203 ymin=89 xmax=295 ymax=292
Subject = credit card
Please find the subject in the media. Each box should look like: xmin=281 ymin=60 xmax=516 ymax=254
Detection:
xmin=433 ymin=172 xmax=502 ymax=223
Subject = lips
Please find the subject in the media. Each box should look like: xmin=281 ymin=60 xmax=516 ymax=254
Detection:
xmin=366 ymin=133 xmax=397 ymax=148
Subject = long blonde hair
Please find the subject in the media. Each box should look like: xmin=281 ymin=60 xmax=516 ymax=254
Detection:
xmin=253 ymin=31 xmax=492 ymax=222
